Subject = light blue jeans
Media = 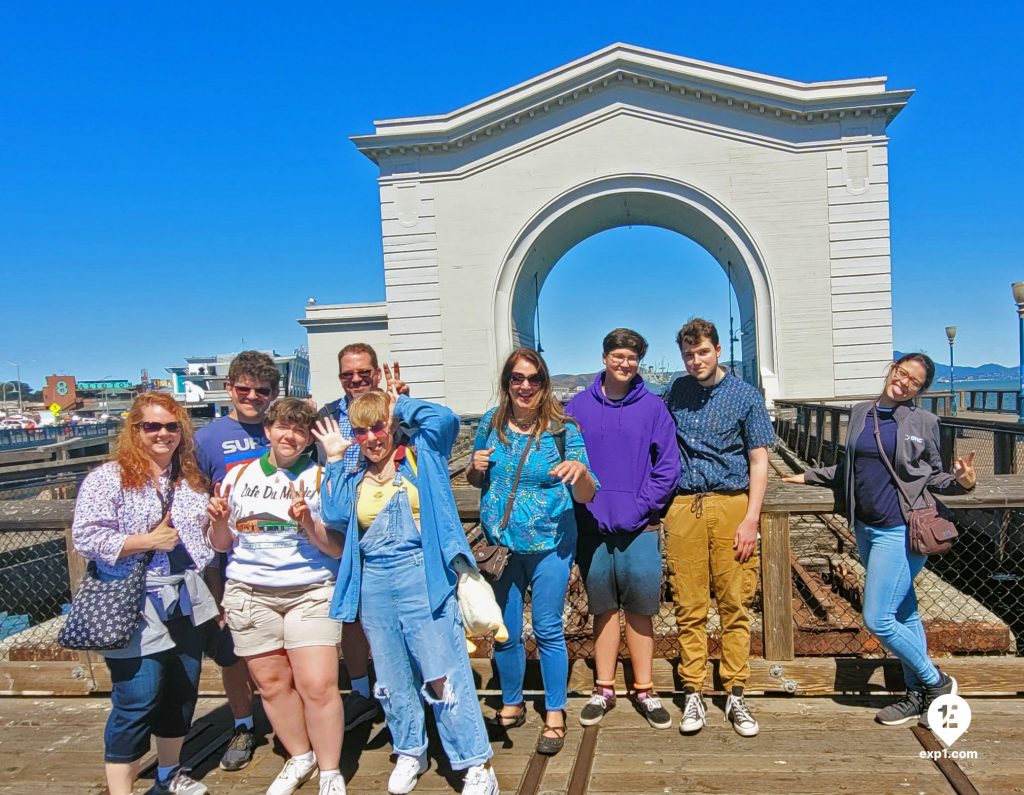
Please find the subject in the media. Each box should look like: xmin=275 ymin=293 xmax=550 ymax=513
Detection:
xmin=492 ymin=538 xmax=574 ymax=711
xmin=359 ymin=486 xmax=491 ymax=771
xmin=855 ymin=521 xmax=941 ymax=689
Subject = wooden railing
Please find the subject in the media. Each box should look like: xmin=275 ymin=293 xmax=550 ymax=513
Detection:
xmin=775 ymin=399 xmax=1024 ymax=475
xmin=2 ymin=434 xmax=1023 ymax=695
xmin=919 ymin=388 xmax=1021 ymax=417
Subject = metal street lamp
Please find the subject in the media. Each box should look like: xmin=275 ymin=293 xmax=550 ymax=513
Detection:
xmin=1013 ymin=282 xmax=1024 ymax=423
xmin=945 ymin=326 xmax=957 ymax=416
xmin=0 ymin=382 xmax=18 ymax=414
xmin=6 ymin=362 xmax=23 ymax=413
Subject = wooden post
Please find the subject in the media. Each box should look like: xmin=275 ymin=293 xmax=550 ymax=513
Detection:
xmin=813 ymin=408 xmax=825 ymax=465
xmin=760 ymin=511 xmax=794 ymax=661
xmin=828 ymin=410 xmax=841 ymax=466
xmin=993 ymin=432 xmax=1017 ymax=475
xmin=801 ymin=410 xmax=813 ymax=461
xmin=939 ymin=424 xmax=956 ymax=472
xmin=64 ymin=527 xmax=87 ymax=595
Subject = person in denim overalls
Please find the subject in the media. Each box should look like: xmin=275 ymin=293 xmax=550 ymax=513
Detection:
xmin=316 ymin=372 xmax=498 ymax=795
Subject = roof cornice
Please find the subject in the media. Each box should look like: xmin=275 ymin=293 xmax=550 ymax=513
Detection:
xmin=352 ymin=44 xmax=913 ymax=162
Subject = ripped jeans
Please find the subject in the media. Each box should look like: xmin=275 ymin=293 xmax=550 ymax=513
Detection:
xmin=360 ymin=549 xmax=492 ymax=769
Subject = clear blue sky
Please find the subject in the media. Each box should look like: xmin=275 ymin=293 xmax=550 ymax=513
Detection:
xmin=2 ymin=2 xmax=1021 ymax=387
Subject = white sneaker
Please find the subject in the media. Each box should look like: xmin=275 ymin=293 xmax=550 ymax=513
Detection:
xmin=461 ymin=763 xmax=498 ymax=795
xmin=318 ymin=774 xmax=347 ymax=795
xmin=388 ymin=753 xmax=428 ymax=795
xmin=679 ymin=691 xmax=707 ymax=734
xmin=266 ymin=755 xmax=318 ymax=795
xmin=725 ymin=693 xmax=760 ymax=737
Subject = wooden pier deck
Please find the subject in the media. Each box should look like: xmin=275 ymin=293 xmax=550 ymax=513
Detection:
xmin=1 ymin=692 xmax=1021 ymax=795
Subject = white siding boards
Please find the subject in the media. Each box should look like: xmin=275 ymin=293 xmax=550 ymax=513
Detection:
xmin=828 ymin=146 xmax=894 ymax=395
xmin=303 ymin=45 xmax=913 ymax=413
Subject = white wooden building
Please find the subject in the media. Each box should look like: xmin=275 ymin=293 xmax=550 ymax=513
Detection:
xmin=301 ymin=44 xmax=911 ymax=412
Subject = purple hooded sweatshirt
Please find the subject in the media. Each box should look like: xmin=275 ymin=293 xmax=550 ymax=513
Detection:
xmin=566 ymin=373 xmax=681 ymax=534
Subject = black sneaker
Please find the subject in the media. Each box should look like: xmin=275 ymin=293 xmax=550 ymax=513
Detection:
xmin=343 ymin=691 xmax=381 ymax=731
xmin=919 ymin=672 xmax=958 ymax=729
xmin=631 ymin=692 xmax=672 ymax=730
xmin=579 ymin=690 xmax=614 ymax=726
xmin=875 ymin=689 xmax=924 ymax=726
xmin=219 ymin=725 xmax=256 ymax=771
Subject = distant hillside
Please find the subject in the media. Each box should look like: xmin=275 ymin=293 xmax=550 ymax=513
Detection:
xmin=551 ymin=361 xmax=744 ymax=391
xmin=894 ymin=351 xmax=1019 ymax=383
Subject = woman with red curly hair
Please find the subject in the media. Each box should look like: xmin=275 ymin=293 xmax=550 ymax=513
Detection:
xmin=73 ymin=393 xmax=217 ymax=795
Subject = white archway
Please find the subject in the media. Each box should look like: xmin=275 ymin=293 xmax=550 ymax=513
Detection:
xmin=303 ymin=45 xmax=912 ymax=413
xmin=492 ymin=174 xmax=778 ymax=398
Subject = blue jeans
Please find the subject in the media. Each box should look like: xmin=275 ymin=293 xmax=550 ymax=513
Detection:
xmin=103 ymin=616 xmax=205 ymax=763
xmin=855 ymin=521 xmax=940 ymax=689
xmin=492 ymin=541 xmax=574 ymax=710
xmin=361 ymin=550 xmax=492 ymax=770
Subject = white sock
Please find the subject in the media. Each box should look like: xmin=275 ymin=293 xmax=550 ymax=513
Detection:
xmin=156 ymin=765 xmax=177 ymax=782
xmin=292 ymin=750 xmax=316 ymax=766
xmin=350 ymin=676 xmax=370 ymax=698
xmin=320 ymin=769 xmax=340 ymax=779
xmin=234 ymin=715 xmax=254 ymax=731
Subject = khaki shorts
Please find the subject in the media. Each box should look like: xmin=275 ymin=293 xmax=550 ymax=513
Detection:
xmin=222 ymin=579 xmax=342 ymax=658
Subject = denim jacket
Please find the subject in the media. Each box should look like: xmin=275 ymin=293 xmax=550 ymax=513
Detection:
xmin=802 ymin=400 xmax=969 ymax=526
xmin=320 ymin=395 xmax=476 ymax=621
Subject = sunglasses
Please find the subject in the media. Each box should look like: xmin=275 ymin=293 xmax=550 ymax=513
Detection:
xmin=351 ymin=421 xmax=388 ymax=442
xmin=230 ymin=384 xmax=273 ymax=398
xmin=510 ymin=373 xmax=544 ymax=387
xmin=137 ymin=421 xmax=181 ymax=434
xmin=340 ymin=369 xmax=375 ymax=383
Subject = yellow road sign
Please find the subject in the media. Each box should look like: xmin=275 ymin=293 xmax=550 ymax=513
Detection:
xmin=49 ymin=403 xmax=61 ymax=415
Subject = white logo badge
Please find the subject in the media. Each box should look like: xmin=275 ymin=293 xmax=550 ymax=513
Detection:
xmin=928 ymin=694 xmax=971 ymax=747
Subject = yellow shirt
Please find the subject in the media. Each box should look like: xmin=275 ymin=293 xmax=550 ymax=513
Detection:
xmin=356 ymin=473 xmax=420 ymax=530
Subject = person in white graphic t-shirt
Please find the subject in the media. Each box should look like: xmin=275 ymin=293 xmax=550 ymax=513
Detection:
xmin=208 ymin=398 xmax=347 ymax=795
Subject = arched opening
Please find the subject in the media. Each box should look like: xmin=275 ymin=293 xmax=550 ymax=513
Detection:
xmin=534 ymin=226 xmax=749 ymax=390
xmin=493 ymin=175 xmax=779 ymax=400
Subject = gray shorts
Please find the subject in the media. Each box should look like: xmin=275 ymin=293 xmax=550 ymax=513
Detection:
xmin=575 ymin=527 xmax=663 ymax=616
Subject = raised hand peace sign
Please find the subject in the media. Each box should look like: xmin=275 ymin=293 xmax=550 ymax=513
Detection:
xmin=207 ymin=481 xmax=232 ymax=528
xmin=384 ymin=361 xmax=409 ymax=397
xmin=952 ymin=450 xmax=977 ymax=490
xmin=382 ymin=363 xmax=402 ymax=426
xmin=287 ymin=479 xmax=313 ymax=531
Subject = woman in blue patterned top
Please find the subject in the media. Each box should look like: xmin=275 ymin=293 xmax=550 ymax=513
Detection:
xmin=467 ymin=348 xmax=598 ymax=755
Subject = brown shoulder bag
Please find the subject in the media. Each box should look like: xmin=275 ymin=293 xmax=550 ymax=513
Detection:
xmin=871 ymin=403 xmax=958 ymax=555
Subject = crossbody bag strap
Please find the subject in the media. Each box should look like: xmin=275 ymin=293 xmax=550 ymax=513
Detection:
xmin=870 ymin=402 xmax=919 ymax=508
xmin=500 ymin=434 xmax=535 ymax=532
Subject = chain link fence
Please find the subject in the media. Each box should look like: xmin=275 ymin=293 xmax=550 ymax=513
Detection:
xmin=0 ymin=528 xmax=75 ymax=661
xmin=775 ymin=401 xmax=1023 ymax=658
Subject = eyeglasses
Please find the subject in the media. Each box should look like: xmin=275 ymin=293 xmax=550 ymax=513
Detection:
xmin=891 ymin=364 xmax=924 ymax=390
xmin=606 ymin=353 xmax=639 ymax=366
xmin=510 ymin=373 xmax=544 ymax=387
xmin=230 ymin=384 xmax=273 ymax=398
xmin=340 ymin=369 xmax=375 ymax=383
xmin=351 ymin=421 xmax=388 ymax=442
xmin=137 ymin=421 xmax=181 ymax=434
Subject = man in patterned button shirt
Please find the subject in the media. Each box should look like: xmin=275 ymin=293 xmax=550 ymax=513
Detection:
xmin=663 ymin=318 xmax=774 ymax=739
xmin=315 ymin=342 xmax=409 ymax=733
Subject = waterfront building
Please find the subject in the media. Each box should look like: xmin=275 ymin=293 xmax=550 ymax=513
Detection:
xmin=166 ymin=348 xmax=310 ymax=416
xmin=302 ymin=44 xmax=910 ymax=413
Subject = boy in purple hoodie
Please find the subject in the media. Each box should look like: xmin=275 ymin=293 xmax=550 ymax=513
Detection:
xmin=565 ymin=328 xmax=680 ymax=729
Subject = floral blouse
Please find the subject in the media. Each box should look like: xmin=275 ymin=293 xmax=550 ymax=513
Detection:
xmin=473 ymin=409 xmax=598 ymax=553
xmin=72 ymin=462 xmax=213 ymax=578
